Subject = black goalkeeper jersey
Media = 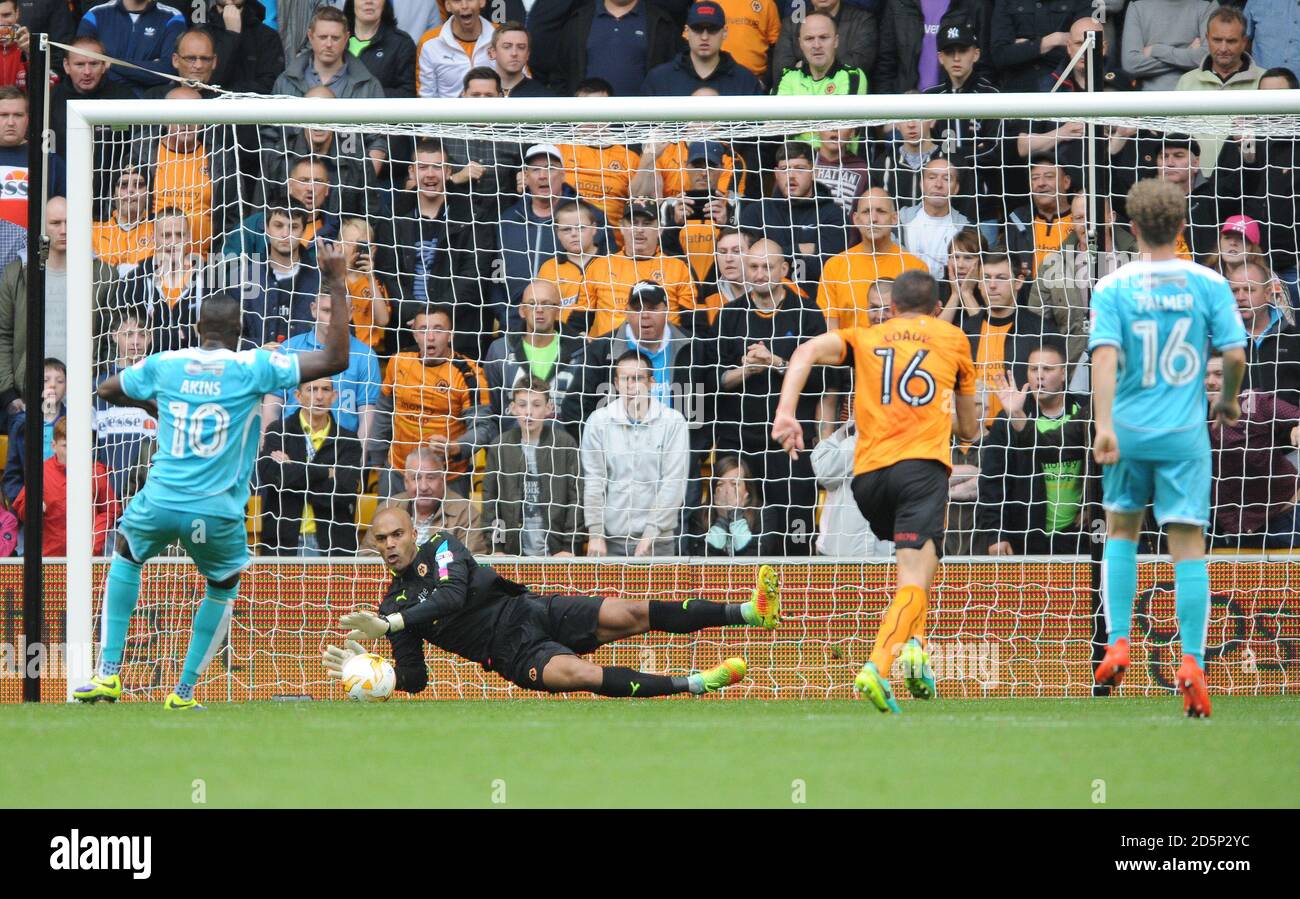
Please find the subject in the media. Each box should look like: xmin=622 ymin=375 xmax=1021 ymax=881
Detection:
xmin=378 ymin=531 xmax=530 ymax=693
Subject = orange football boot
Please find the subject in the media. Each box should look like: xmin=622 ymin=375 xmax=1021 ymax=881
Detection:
xmin=1095 ymin=637 xmax=1130 ymax=688
xmin=1177 ymin=655 xmax=1212 ymax=718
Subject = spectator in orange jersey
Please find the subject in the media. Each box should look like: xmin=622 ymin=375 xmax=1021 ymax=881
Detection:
xmin=714 ymin=0 xmax=781 ymax=85
xmin=1002 ymin=154 xmax=1074 ymax=279
xmin=498 ymin=143 xmax=612 ymax=327
xmin=378 ymin=305 xmax=492 ymax=495
xmin=339 ymin=217 xmax=390 ymax=353
xmin=817 ymin=188 xmax=929 ymax=329
xmin=93 ymin=166 xmax=155 ymax=276
xmin=129 ymin=85 xmax=241 ymax=257
xmin=581 ymin=200 xmax=697 ymax=338
xmin=534 ymin=198 xmax=609 ymax=336
xmin=557 ymin=80 xmax=642 ymax=228
xmin=659 ymin=140 xmax=741 ymax=284
xmin=962 ymin=251 xmax=1048 ymax=427
xmin=634 ymin=130 xmax=747 ymax=201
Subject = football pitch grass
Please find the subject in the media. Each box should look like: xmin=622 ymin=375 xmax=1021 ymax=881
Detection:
xmin=2 ymin=696 xmax=1297 ymax=808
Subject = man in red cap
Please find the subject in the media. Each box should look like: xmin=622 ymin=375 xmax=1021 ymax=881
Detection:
xmin=1218 ymin=214 xmax=1264 ymax=266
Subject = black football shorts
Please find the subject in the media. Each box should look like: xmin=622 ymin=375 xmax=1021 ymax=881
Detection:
xmin=851 ymin=459 xmax=949 ymax=557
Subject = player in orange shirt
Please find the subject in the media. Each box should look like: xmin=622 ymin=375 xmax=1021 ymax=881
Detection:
xmin=773 ymin=269 xmax=979 ymax=714
xmin=581 ymin=200 xmax=697 ymax=337
xmin=381 ymin=306 xmax=492 ymax=485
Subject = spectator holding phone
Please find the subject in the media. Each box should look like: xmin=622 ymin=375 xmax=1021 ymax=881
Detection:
xmin=339 ymin=217 xmax=390 ymax=353
xmin=0 ymin=0 xmax=31 ymax=90
xmin=661 ymin=141 xmax=741 ymax=288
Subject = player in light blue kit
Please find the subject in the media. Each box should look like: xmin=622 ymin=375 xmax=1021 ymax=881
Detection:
xmin=74 ymin=240 xmax=353 ymax=709
xmin=1088 ymin=180 xmax=1248 ymax=718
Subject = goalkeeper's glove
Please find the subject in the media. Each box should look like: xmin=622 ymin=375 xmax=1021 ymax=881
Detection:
xmin=339 ymin=609 xmax=405 ymax=642
xmin=322 ymin=639 xmax=366 ymax=678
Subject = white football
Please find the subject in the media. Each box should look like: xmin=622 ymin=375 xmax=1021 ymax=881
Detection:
xmin=341 ymin=652 xmax=395 ymax=702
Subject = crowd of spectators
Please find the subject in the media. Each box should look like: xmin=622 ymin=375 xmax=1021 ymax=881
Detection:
xmin=0 ymin=0 xmax=1298 ymax=556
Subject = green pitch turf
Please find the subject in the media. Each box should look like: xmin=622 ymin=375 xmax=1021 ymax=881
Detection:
xmin=2 ymin=697 xmax=1297 ymax=808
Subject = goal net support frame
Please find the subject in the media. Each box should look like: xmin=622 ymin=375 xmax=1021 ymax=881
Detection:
xmin=61 ymin=90 xmax=1300 ymax=701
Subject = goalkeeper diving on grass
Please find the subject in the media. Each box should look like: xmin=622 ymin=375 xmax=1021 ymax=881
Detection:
xmin=323 ymin=507 xmax=781 ymax=697
xmin=74 ymin=239 xmax=354 ymax=710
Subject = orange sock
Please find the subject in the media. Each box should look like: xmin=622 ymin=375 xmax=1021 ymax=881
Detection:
xmin=869 ymin=585 xmax=928 ymax=676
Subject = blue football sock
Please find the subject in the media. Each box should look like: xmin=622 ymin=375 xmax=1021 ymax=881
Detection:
xmin=99 ymin=554 xmax=143 ymax=677
xmin=177 ymin=582 xmax=238 ymax=695
xmin=1174 ymin=559 xmax=1210 ymax=668
xmin=1103 ymin=538 xmax=1138 ymax=644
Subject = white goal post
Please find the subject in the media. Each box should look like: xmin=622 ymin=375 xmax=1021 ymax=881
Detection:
xmin=61 ymin=90 xmax=1300 ymax=701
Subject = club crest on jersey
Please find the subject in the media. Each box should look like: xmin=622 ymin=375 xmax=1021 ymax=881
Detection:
xmin=417 ymin=562 xmax=428 ymax=577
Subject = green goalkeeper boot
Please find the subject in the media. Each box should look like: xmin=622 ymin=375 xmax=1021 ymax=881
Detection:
xmin=853 ymin=661 xmax=901 ymax=714
xmin=72 ymin=674 xmax=122 ymax=703
xmin=899 ymin=638 xmax=937 ymax=700
xmin=698 ymin=657 xmax=748 ymax=694
xmin=751 ymin=564 xmax=782 ymax=629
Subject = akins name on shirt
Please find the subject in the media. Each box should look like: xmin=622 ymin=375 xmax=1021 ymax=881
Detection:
xmin=180 ymin=379 xmax=223 ymax=396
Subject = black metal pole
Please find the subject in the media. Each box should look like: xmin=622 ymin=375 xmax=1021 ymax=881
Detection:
xmin=21 ymin=36 xmax=48 ymax=702
xmin=1083 ymin=32 xmax=1109 ymax=696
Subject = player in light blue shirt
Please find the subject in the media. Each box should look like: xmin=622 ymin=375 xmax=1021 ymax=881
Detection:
xmin=1088 ymin=180 xmax=1248 ymax=718
xmin=74 ymin=240 xmax=354 ymax=710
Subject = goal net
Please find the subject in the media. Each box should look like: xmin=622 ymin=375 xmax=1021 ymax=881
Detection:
xmin=38 ymin=90 xmax=1300 ymax=703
